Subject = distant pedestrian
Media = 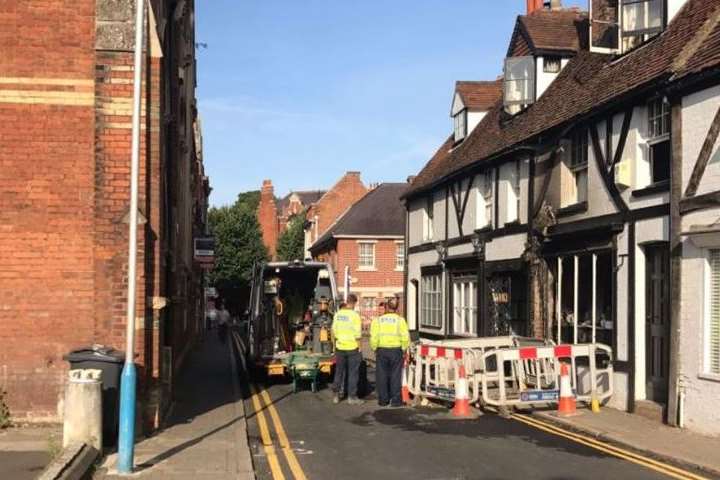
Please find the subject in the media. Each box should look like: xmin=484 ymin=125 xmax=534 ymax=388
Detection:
xmin=370 ymin=297 xmax=409 ymax=407
xmin=217 ymin=299 xmax=230 ymax=343
xmin=331 ymin=294 xmax=364 ymax=405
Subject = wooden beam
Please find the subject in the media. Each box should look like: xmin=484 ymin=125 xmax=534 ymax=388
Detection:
xmin=679 ymin=190 xmax=720 ymax=214
xmin=611 ymin=108 xmax=634 ymax=170
xmin=450 ymin=181 xmax=464 ymax=237
xmin=531 ymin=150 xmax=557 ymax=219
xmin=591 ymin=123 xmax=629 ymax=213
xmin=459 ymin=175 xmax=475 ymax=232
xmin=685 ymin=103 xmax=720 ymax=197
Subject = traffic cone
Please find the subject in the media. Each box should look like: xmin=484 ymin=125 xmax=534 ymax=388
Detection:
xmin=451 ymin=364 xmax=472 ymax=418
xmin=401 ymin=360 xmax=411 ymax=404
xmin=557 ymin=362 xmax=577 ymax=417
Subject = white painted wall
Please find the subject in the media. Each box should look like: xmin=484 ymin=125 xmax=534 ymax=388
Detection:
xmin=535 ymin=56 xmax=569 ymax=100
xmin=668 ymin=0 xmax=689 ymax=24
xmin=676 ymin=85 xmax=720 ymax=436
xmin=467 ymin=110 xmax=487 ymax=135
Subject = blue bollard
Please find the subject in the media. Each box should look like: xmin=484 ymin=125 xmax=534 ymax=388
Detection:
xmin=117 ymin=362 xmax=137 ymax=474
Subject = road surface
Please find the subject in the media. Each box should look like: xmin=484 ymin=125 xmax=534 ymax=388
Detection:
xmin=241 ymin=365 xmax=708 ymax=480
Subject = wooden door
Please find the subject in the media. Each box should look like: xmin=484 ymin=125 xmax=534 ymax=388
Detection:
xmin=645 ymin=244 xmax=670 ymax=403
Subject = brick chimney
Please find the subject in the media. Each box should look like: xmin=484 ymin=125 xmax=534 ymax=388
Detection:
xmin=257 ymin=179 xmax=278 ymax=259
xmin=527 ymin=0 xmax=544 ymax=14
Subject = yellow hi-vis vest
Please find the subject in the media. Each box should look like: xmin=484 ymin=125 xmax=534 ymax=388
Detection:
xmin=370 ymin=313 xmax=410 ymax=351
xmin=331 ymin=309 xmax=362 ymax=351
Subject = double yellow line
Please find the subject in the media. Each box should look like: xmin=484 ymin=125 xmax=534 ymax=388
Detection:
xmin=511 ymin=414 xmax=710 ymax=480
xmin=232 ymin=332 xmax=307 ymax=480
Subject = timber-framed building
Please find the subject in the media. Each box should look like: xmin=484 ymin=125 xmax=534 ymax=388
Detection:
xmin=403 ymin=0 xmax=720 ymax=435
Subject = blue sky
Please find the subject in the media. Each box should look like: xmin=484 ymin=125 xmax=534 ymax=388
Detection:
xmin=197 ymin=1 xmax=585 ymax=207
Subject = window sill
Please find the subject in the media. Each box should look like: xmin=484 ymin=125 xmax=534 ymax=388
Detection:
xmin=556 ymin=201 xmax=588 ymax=218
xmin=394 ymin=267 xmax=404 ymax=272
xmin=474 ymin=225 xmax=493 ymax=234
xmin=502 ymin=219 xmax=521 ymax=228
xmin=698 ymin=373 xmax=720 ymax=384
xmin=357 ymin=267 xmax=377 ymax=272
xmin=631 ymin=180 xmax=669 ymax=198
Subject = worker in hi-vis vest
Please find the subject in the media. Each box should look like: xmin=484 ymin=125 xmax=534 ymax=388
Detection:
xmin=331 ymin=294 xmax=364 ymax=405
xmin=370 ymin=297 xmax=410 ymax=407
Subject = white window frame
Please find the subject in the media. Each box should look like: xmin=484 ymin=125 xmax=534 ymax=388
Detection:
xmin=504 ymin=56 xmax=536 ymax=114
xmin=566 ymin=128 xmax=588 ymax=206
xmin=454 ymin=109 xmax=467 ymax=143
xmin=476 ymin=171 xmax=494 ymax=229
xmin=452 ymin=276 xmax=477 ymax=336
xmin=358 ymin=241 xmax=376 ymax=270
xmin=395 ymin=241 xmax=405 ymax=271
xmin=507 ymin=160 xmax=521 ymax=223
xmin=621 ymin=0 xmax=664 ymax=44
xmin=704 ymin=250 xmax=720 ymax=378
xmin=647 ymin=97 xmax=671 ymax=184
xmin=420 ymin=273 xmax=442 ymax=328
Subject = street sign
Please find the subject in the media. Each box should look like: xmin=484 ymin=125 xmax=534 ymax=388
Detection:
xmin=194 ymin=237 xmax=215 ymax=269
xmin=520 ymin=390 xmax=559 ymax=402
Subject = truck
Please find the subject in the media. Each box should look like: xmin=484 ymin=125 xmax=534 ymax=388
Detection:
xmin=244 ymin=260 xmax=339 ymax=390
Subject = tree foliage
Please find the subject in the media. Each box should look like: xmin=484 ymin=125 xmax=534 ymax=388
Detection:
xmin=276 ymin=212 xmax=306 ymax=261
xmin=208 ymin=190 xmax=268 ymax=313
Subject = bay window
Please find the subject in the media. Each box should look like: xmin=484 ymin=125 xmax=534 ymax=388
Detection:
xmin=421 ymin=273 xmax=442 ymax=328
xmin=452 ymin=276 xmax=477 ymax=336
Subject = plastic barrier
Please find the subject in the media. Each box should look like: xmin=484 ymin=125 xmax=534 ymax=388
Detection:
xmin=479 ymin=343 xmax=613 ymax=410
xmin=406 ymin=336 xmax=552 ymax=404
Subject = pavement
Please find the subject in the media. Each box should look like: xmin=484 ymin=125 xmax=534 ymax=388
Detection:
xmin=95 ymin=334 xmax=254 ymax=479
xmin=0 ymin=424 xmax=61 ymax=480
xmin=244 ymin=364 xmax=709 ymax=480
xmin=535 ymin=406 xmax=720 ymax=478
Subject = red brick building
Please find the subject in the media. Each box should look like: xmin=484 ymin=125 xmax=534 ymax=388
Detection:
xmin=309 ymin=183 xmax=407 ymax=322
xmin=0 ymin=0 xmax=207 ymax=431
xmin=257 ymin=172 xmax=367 ymax=260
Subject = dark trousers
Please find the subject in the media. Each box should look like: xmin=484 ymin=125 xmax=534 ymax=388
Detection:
xmin=334 ymin=349 xmax=361 ymax=398
xmin=376 ymin=348 xmax=403 ymax=405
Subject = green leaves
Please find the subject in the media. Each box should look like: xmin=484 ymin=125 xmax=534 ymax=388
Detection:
xmin=208 ymin=191 xmax=268 ymax=313
xmin=277 ymin=212 xmax=306 ymax=261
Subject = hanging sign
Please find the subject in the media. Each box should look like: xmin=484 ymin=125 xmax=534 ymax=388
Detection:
xmin=194 ymin=237 xmax=215 ymax=269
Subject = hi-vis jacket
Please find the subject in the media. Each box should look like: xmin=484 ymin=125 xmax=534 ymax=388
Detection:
xmin=331 ymin=308 xmax=362 ymax=351
xmin=370 ymin=313 xmax=410 ymax=351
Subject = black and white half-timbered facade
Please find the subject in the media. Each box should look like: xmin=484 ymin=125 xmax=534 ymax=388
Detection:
xmin=402 ymin=0 xmax=720 ymax=436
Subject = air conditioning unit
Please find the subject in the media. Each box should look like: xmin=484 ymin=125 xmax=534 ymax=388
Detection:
xmin=614 ymin=160 xmax=632 ymax=188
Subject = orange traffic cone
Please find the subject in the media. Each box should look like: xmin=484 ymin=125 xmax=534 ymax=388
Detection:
xmin=557 ymin=362 xmax=577 ymax=416
xmin=401 ymin=360 xmax=411 ymax=404
xmin=451 ymin=364 xmax=472 ymax=418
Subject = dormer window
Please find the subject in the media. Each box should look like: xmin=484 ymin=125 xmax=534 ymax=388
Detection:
xmin=504 ymin=56 xmax=535 ymax=115
xmin=453 ymin=109 xmax=467 ymax=143
xmin=622 ymin=0 xmax=664 ymax=50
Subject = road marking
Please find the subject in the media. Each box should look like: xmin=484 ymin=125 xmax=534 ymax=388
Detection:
xmin=258 ymin=387 xmax=309 ymax=480
xmin=511 ymin=414 xmax=710 ymax=480
xmin=249 ymin=383 xmax=286 ymax=480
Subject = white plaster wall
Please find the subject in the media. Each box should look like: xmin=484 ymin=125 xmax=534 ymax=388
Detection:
xmin=535 ymin=57 xmax=568 ymax=100
xmin=485 ymin=233 xmax=526 ymax=262
xmin=467 ymin=111 xmax=487 ymax=135
xmin=668 ymin=0 xmax=689 ymax=24
xmin=682 ymin=85 xmax=720 ymax=197
xmin=407 ymin=199 xmax=425 ymax=247
xmin=433 ymin=189 xmax=447 ymax=242
xmin=615 ymin=225 xmax=630 ymax=363
xmin=447 ymin=177 xmax=473 ymax=240
xmin=448 ymin=242 xmax=475 ymax=258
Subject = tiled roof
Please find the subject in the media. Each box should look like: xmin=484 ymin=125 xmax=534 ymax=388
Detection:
xmin=456 ymin=81 xmax=503 ymax=111
xmin=406 ymin=0 xmax=720 ymax=199
xmin=509 ymin=9 xmax=588 ymax=56
xmin=310 ymin=183 xmax=407 ymax=252
xmin=277 ymin=190 xmax=326 ymax=212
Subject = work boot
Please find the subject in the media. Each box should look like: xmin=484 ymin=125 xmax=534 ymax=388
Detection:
xmin=348 ymin=397 xmax=365 ymax=405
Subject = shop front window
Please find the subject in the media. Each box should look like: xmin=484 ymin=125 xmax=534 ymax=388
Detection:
xmin=452 ymin=275 xmax=477 ymax=336
xmin=552 ymin=251 xmax=613 ymax=345
xmin=487 ymin=273 xmax=527 ymax=337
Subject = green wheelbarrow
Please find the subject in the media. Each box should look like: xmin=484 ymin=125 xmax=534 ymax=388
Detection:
xmin=287 ymin=352 xmax=321 ymax=393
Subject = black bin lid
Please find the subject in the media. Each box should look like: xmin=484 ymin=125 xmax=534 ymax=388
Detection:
xmin=64 ymin=345 xmax=125 ymax=364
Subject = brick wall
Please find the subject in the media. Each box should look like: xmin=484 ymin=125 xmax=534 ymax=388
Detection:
xmin=317 ymin=238 xmax=404 ymax=322
xmin=308 ymin=172 xmax=367 ymax=245
xmin=258 ymin=180 xmax=279 ymax=258
xmin=0 ymin=0 xmax=98 ymax=420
